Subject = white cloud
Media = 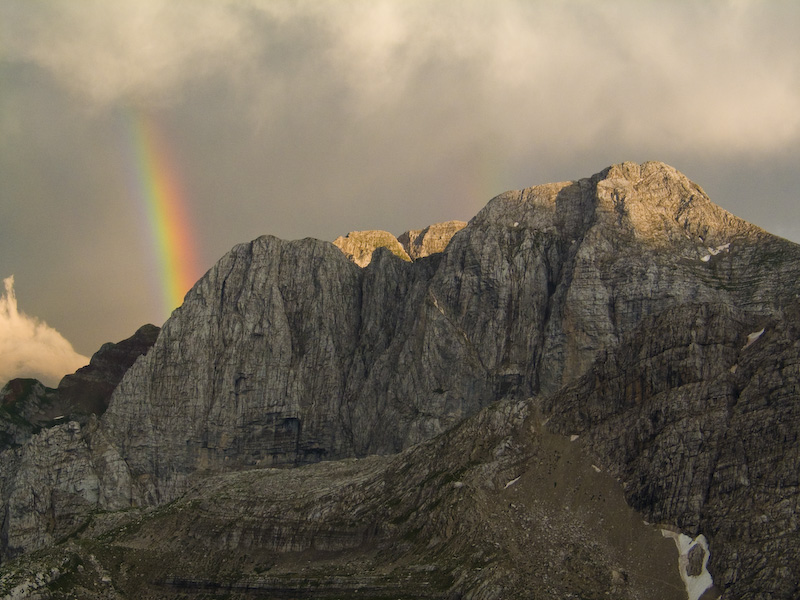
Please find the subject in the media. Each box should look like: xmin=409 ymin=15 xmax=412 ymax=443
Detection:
xmin=0 ymin=276 xmax=89 ymax=387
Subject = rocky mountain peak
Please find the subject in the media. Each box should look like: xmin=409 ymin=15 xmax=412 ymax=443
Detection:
xmin=1 ymin=162 xmax=798 ymax=599
xmin=333 ymin=220 xmax=467 ymax=267
xmin=472 ymin=161 xmax=759 ymax=252
xmin=397 ymin=220 xmax=467 ymax=260
xmin=332 ymin=230 xmax=411 ymax=266
xmin=593 ymin=160 xmax=760 ymax=247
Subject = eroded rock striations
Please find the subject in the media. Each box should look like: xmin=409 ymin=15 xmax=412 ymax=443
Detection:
xmin=1 ymin=161 xmax=798 ymax=599
xmin=0 ymin=398 xmax=689 ymax=599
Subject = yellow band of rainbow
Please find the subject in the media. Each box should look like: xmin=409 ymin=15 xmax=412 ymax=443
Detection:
xmin=124 ymin=111 xmax=200 ymax=318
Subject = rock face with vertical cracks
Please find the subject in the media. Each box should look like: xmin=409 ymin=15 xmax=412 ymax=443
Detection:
xmin=1 ymin=162 xmax=799 ymax=599
xmin=543 ymin=302 xmax=800 ymax=598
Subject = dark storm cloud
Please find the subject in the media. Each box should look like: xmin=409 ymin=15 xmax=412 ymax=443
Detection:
xmin=1 ymin=0 xmax=799 ymax=374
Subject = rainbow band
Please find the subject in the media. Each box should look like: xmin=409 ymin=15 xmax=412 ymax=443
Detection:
xmin=124 ymin=111 xmax=200 ymax=317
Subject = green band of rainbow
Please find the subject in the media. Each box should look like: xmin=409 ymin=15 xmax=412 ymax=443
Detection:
xmin=124 ymin=111 xmax=200 ymax=318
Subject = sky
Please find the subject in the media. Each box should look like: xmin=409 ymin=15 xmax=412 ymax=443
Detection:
xmin=1 ymin=0 xmax=799 ymax=386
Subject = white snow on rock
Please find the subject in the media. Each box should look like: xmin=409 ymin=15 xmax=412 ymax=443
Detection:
xmin=743 ymin=328 xmax=765 ymax=350
xmin=700 ymin=242 xmax=730 ymax=262
xmin=661 ymin=529 xmax=714 ymax=600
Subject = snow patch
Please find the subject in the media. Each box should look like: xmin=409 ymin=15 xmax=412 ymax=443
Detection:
xmin=661 ymin=529 xmax=714 ymax=600
xmin=743 ymin=328 xmax=765 ymax=350
xmin=570 ymin=434 xmax=580 ymax=442
xmin=700 ymin=242 xmax=730 ymax=262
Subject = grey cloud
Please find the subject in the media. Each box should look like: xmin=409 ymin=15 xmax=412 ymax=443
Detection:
xmin=1 ymin=0 xmax=259 ymax=107
xmin=4 ymin=1 xmax=798 ymax=153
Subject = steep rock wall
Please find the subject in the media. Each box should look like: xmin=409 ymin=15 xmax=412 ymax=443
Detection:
xmin=2 ymin=162 xmax=799 ymax=586
xmin=63 ymin=163 xmax=800 ymax=502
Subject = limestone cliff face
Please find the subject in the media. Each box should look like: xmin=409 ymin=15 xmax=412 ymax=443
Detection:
xmin=99 ymin=161 xmax=800 ymax=503
xmin=0 ymin=419 xmax=132 ymax=560
xmin=1 ymin=162 xmax=799 ymax=599
xmin=543 ymin=301 xmax=800 ymax=598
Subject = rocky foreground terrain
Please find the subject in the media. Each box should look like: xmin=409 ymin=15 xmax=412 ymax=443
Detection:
xmin=0 ymin=161 xmax=797 ymax=599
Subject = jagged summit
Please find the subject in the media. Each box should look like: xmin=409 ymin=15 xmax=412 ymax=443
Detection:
xmin=1 ymin=161 xmax=798 ymax=599
xmin=332 ymin=229 xmax=411 ymax=266
xmin=474 ymin=160 xmax=760 ymax=247
xmin=333 ymin=220 xmax=467 ymax=266
xmin=335 ymin=160 xmax=756 ymax=268
xmin=396 ymin=220 xmax=467 ymax=259
xmin=335 ymin=161 xmax=763 ymax=271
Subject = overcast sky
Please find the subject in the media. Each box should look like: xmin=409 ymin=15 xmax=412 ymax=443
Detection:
xmin=1 ymin=0 xmax=799 ymax=384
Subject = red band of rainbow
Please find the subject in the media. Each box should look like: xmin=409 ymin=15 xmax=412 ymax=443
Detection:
xmin=123 ymin=111 xmax=200 ymax=318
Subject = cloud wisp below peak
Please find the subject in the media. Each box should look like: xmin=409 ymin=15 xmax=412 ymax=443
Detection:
xmin=0 ymin=276 xmax=89 ymax=388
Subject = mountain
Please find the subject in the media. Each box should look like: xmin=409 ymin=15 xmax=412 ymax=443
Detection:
xmin=332 ymin=220 xmax=467 ymax=266
xmin=0 ymin=324 xmax=159 ymax=453
xmin=0 ymin=162 xmax=797 ymax=599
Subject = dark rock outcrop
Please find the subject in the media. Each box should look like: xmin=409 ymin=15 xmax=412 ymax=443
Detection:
xmin=0 ymin=379 xmax=58 ymax=451
xmin=55 ymin=323 xmax=160 ymax=420
xmin=0 ymin=324 xmax=159 ymax=454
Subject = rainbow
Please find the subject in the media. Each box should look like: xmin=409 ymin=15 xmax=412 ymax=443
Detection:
xmin=122 ymin=110 xmax=201 ymax=319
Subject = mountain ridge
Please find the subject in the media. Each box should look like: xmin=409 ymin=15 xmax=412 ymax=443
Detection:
xmin=0 ymin=161 xmax=797 ymax=598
